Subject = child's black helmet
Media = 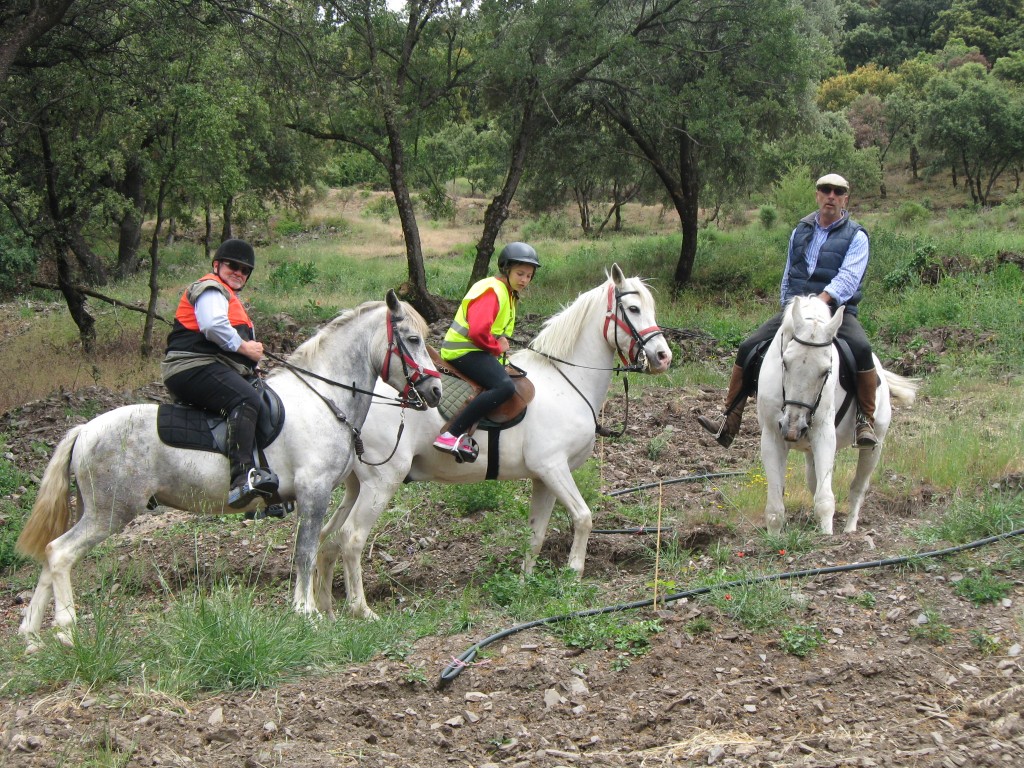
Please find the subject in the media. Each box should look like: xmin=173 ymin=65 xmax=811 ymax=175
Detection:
xmin=497 ymin=242 xmax=540 ymax=271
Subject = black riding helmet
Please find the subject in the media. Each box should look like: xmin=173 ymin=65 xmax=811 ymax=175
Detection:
xmin=213 ymin=238 xmax=256 ymax=271
xmin=497 ymin=242 xmax=540 ymax=273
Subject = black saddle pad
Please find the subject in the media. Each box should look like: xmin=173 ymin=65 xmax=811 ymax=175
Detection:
xmin=157 ymin=383 xmax=286 ymax=454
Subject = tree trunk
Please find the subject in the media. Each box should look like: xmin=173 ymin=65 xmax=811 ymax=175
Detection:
xmin=142 ymin=181 xmax=167 ymax=357
xmin=53 ymin=239 xmax=96 ymax=353
xmin=70 ymin=227 xmax=108 ymax=286
xmin=672 ymin=133 xmax=700 ymax=289
xmin=0 ymin=0 xmax=76 ymax=83
xmin=471 ymin=93 xmax=537 ymax=288
xmin=221 ymin=197 xmax=233 ymax=242
xmin=205 ymin=203 xmax=213 ymax=258
xmin=114 ymin=155 xmax=145 ymax=279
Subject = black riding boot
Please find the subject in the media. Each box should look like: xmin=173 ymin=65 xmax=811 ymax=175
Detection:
xmin=226 ymin=403 xmax=278 ymax=509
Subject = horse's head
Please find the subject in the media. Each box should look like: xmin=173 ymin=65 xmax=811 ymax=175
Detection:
xmin=379 ymin=290 xmax=442 ymax=410
xmin=606 ymin=264 xmax=673 ymax=373
xmin=776 ymin=296 xmax=843 ymax=442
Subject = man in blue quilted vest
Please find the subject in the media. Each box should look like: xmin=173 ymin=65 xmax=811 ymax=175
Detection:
xmin=698 ymin=173 xmax=879 ymax=449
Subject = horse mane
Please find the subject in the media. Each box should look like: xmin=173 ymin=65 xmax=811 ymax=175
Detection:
xmin=283 ymin=299 xmax=430 ymax=370
xmin=530 ymin=272 xmax=650 ymax=360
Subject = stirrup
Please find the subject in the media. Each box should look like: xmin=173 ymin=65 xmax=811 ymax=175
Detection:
xmin=457 ymin=434 xmax=479 ymax=463
xmin=228 ymin=468 xmax=279 ymax=509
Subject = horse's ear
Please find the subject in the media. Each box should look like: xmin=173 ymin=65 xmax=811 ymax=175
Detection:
xmin=385 ymin=289 xmax=402 ymax=315
xmin=830 ymin=304 xmax=845 ymax=329
xmin=611 ymin=263 xmax=625 ymax=285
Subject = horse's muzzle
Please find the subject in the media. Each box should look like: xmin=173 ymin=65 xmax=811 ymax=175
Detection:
xmin=416 ymin=379 xmax=443 ymax=409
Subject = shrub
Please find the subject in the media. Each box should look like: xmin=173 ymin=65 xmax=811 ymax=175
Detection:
xmin=269 ymin=261 xmax=318 ymax=291
xmin=892 ymin=201 xmax=931 ymax=226
xmin=779 ymin=624 xmax=825 ymax=658
xmin=422 ymin=186 xmax=456 ymax=221
xmin=362 ymin=195 xmax=398 ymax=223
xmin=758 ymin=205 xmax=778 ymax=229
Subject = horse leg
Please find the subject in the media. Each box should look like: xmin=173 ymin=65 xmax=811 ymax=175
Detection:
xmin=530 ymin=473 xmax=593 ymax=577
xmin=314 ymin=475 xmax=360 ymax=619
xmin=339 ymin=474 xmax=401 ymax=620
xmin=844 ymin=442 xmax=883 ymax=533
xmin=292 ymin=481 xmax=334 ymax=616
xmin=47 ymin=505 xmax=126 ymax=645
xmin=18 ymin=564 xmax=55 ymax=652
xmin=761 ymin=434 xmax=789 ymax=536
xmin=809 ymin=435 xmax=838 ymax=535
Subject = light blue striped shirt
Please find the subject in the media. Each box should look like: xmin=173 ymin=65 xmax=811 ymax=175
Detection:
xmin=780 ymin=212 xmax=869 ymax=307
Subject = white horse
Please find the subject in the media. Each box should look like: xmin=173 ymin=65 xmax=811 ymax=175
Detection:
xmin=313 ymin=265 xmax=673 ymax=619
xmin=757 ymin=295 xmax=918 ymax=536
xmin=16 ymin=291 xmax=441 ymax=650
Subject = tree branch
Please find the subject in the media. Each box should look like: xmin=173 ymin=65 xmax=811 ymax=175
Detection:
xmin=30 ymin=281 xmax=172 ymax=326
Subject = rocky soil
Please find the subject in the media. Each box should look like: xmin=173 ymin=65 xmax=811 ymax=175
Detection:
xmin=2 ymin=326 xmax=1024 ymax=768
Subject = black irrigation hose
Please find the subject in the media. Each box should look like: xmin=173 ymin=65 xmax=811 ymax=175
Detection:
xmin=594 ymin=470 xmax=750 ymax=535
xmin=438 ymin=526 xmax=1024 ymax=688
xmin=606 ymin=470 xmax=749 ymax=498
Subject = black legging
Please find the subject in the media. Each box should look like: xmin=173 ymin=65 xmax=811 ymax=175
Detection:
xmin=737 ymin=308 xmax=874 ymax=372
xmin=165 ymin=363 xmax=261 ymax=417
xmin=446 ymin=351 xmax=515 ymax=435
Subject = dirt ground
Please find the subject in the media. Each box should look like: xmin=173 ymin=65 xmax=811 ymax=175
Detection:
xmin=2 ymin=324 xmax=1024 ymax=768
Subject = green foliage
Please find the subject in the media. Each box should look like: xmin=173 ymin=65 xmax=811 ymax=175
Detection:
xmin=0 ymin=224 xmax=37 ymax=292
xmin=443 ymin=481 xmax=507 ymax=515
xmin=918 ymin=492 xmax=1024 ymax=545
xmin=554 ymin=615 xmax=661 ymax=656
xmin=848 ymin=591 xmax=877 ymax=609
xmin=421 ymin=186 xmax=456 ymax=221
xmin=0 ymin=452 xmax=32 ymax=572
xmin=23 ymin=599 xmax=135 ymax=688
xmin=481 ymin=562 xmax=598 ymax=620
xmin=891 ymin=201 xmax=931 ymax=226
xmin=151 ymin=585 xmax=332 ymax=693
xmin=969 ymin=629 xmax=1003 ymax=656
xmin=685 ymin=616 xmax=714 ymax=635
xmin=778 ymin=624 xmax=825 ymax=658
xmin=758 ymin=205 xmax=778 ymax=229
xmin=362 ymin=195 xmax=398 ymax=223
xmin=520 ymin=213 xmax=571 ymax=241
xmin=701 ymin=579 xmax=794 ymax=632
xmin=953 ymin=569 xmax=1013 ymax=605
xmin=909 ymin=609 xmax=952 ymax=645
xmin=269 ymin=261 xmax=318 ymax=291
xmin=274 ymin=216 xmax=305 ymax=237
xmin=881 ymin=243 xmax=937 ymax=291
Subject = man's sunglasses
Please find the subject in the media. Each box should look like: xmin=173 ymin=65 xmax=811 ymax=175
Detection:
xmin=817 ymin=184 xmax=848 ymax=196
xmin=220 ymin=261 xmax=252 ymax=277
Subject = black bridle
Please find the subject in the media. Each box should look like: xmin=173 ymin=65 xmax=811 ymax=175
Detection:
xmin=265 ymin=311 xmax=440 ymax=463
xmin=529 ymin=283 xmax=665 ymax=437
xmin=780 ymin=332 xmax=833 ymax=421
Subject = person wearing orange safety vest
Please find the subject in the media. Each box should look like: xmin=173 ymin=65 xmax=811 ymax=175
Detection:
xmin=434 ymin=242 xmax=540 ymax=461
xmin=162 ymin=239 xmax=279 ymax=509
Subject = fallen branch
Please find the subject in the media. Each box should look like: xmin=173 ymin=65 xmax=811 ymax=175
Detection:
xmin=31 ymin=281 xmax=171 ymax=326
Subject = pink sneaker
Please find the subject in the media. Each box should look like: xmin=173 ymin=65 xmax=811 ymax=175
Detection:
xmin=433 ymin=433 xmax=460 ymax=453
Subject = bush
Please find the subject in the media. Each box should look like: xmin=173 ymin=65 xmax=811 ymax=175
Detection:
xmin=362 ymin=195 xmax=398 ymax=223
xmin=758 ymin=205 xmax=778 ymax=229
xmin=269 ymin=261 xmax=318 ymax=291
xmin=421 ymin=186 xmax=456 ymax=221
xmin=892 ymin=201 xmax=931 ymax=226
xmin=521 ymin=213 xmax=571 ymax=241
xmin=0 ymin=227 xmax=37 ymax=293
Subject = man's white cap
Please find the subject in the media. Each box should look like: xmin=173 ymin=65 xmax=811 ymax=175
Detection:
xmin=816 ymin=173 xmax=849 ymax=190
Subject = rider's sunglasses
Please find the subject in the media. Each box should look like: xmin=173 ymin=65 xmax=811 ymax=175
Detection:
xmin=220 ymin=260 xmax=252 ymax=277
xmin=816 ymin=184 xmax=848 ymax=197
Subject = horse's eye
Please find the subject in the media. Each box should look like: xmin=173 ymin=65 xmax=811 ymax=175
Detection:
xmin=407 ymin=336 xmax=421 ymax=345
xmin=628 ymin=304 xmax=640 ymax=314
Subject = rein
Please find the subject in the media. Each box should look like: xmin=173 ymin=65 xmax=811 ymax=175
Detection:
xmin=528 ymin=283 xmax=661 ymax=438
xmin=264 ymin=312 xmax=440 ymax=464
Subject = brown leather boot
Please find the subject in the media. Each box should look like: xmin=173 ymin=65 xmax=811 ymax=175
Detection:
xmin=697 ymin=365 xmax=747 ymax=448
xmin=855 ymin=369 xmax=878 ymax=448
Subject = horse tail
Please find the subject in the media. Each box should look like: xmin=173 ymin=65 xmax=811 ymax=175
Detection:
xmin=884 ymin=370 xmax=920 ymax=408
xmin=16 ymin=425 xmax=82 ymax=562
